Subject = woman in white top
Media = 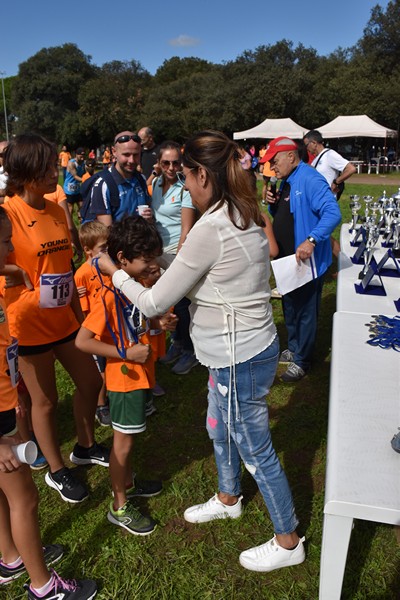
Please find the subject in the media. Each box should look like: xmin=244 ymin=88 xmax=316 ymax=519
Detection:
xmin=98 ymin=130 xmax=305 ymax=573
xmin=150 ymin=141 xmax=197 ymax=375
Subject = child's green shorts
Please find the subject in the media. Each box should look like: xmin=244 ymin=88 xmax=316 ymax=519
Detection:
xmin=108 ymin=389 xmax=152 ymax=434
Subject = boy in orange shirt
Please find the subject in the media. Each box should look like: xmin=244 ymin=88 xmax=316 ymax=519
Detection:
xmin=75 ymin=216 xmax=177 ymax=535
xmin=74 ymin=222 xmax=110 ymax=426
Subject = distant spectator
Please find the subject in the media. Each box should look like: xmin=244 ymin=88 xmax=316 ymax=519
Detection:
xmin=58 ymin=145 xmax=71 ymax=182
xmin=138 ymin=127 xmax=160 ymax=180
xmin=63 ymin=147 xmax=86 ymax=217
xmin=102 ymin=146 xmax=111 ymax=167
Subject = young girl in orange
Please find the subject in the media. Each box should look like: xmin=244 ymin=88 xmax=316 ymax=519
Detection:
xmin=2 ymin=134 xmax=108 ymax=504
xmin=0 ymin=206 xmax=97 ymax=599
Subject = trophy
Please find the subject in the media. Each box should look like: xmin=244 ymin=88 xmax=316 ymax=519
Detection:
xmin=359 ymin=225 xmax=379 ymax=279
xmin=384 ymin=202 xmax=396 ymax=239
xmin=392 ymin=217 xmax=400 ymax=257
xmin=349 ymin=198 xmax=361 ymax=232
xmin=363 ymin=195 xmax=374 ymax=219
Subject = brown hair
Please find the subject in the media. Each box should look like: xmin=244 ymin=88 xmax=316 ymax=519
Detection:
xmin=182 ymin=130 xmax=263 ymax=229
xmin=157 ymin=140 xmax=181 ymax=160
xmin=78 ymin=221 xmax=109 ymax=251
xmin=4 ymin=133 xmax=58 ymax=197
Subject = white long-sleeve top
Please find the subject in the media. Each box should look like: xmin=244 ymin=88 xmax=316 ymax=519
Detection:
xmin=113 ymin=203 xmax=276 ymax=368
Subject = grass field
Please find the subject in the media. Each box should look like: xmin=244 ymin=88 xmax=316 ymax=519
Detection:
xmin=5 ymin=182 xmax=400 ymax=599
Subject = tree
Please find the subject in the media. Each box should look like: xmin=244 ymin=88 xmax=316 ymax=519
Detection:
xmin=12 ymin=43 xmax=96 ymax=144
xmin=358 ymin=0 xmax=400 ymax=74
xmin=78 ymin=60 xmax=151 ymax=145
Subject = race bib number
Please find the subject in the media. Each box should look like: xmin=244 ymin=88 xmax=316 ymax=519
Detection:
xmin=39 ymin=271 xmax=73 ymax=308
xmin=66 ymin=181 xmax=80 ymax=194
xmin=122 ymin=304 xmax=149 ymax=343
xmin=6 ymin=337 xmax=19 ymax=388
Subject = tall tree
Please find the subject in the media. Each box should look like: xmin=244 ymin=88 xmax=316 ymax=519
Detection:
xmin=12 ymin=43 xmax=96 ymax=144
xmin=78 ymin=60 xmax=151 ymax=145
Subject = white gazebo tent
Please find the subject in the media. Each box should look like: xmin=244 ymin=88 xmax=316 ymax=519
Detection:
xmin=233 ymin=117 xmax=308 ymax=140
xmin=315 ymin=115 xmax=398 ymax=173
xmin=315 ymin=115 xmax=397 ymax=139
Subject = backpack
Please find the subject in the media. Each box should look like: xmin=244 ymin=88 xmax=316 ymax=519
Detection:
xmin=80 ymin=168 xmax=148 ymax=222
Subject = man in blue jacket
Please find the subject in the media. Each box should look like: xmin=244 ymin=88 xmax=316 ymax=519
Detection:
xmin=263 ymin=137 xmax=341 ymax=382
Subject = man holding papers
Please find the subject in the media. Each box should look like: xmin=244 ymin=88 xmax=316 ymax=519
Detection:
xmin=262 ymin=137 xmax=341 ymax=382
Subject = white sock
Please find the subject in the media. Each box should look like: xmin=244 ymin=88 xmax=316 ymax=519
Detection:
xmin=2 ymin=555 xmax=22 ymax=568
xmin=31 ymin=573 xmax=54 ymax=595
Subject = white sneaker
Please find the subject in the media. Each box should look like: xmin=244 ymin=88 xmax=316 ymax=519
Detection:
xmin=184 ymin=494 xmax=243 ymax=523
xmin=239 ymin=535 xmax=305 ymax=572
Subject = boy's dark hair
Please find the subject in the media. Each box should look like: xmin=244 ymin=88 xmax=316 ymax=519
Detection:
xmin=107 ymin=216 xmax=163 ymax=262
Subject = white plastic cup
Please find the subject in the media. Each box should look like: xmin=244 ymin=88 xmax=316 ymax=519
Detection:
xmin=137 ymin=205 xmax=149 ymax=216
xmin=12 ymin=441 xmax=38 ymax=465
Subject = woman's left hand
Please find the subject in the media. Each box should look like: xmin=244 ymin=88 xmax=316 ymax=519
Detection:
xmin=93 ymin=253 xmax=118 ymax=277
xmin=158 ymin=312 xmax=178 ymax=331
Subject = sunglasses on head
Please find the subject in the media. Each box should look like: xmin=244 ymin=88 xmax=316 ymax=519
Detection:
xmin=160 ymin=160 xmax=181 ymax=168
xmin=114 ymin=134 xmax=142 ymax=145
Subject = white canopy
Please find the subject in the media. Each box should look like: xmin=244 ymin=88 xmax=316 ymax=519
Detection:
xmin=233 ymin=117 xmax=307 ymax=140
xmin=315 ymin=115 xmax=397 ymax=139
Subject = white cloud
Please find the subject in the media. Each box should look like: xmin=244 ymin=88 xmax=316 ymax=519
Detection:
xmin=169 ymin=34 xmax=200 ymax=48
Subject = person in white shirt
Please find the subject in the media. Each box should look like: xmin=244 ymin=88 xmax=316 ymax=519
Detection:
xmin=97 ymin=130 xmax=305 ymax=574
xmin=304 ymin=130 xmax=356 ymax=257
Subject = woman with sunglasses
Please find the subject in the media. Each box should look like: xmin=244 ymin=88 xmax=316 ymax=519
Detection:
xmin=150 ymin=141 xmax=198 ymax=376
xmin=97 ymin=130 xmax=305 ymax=574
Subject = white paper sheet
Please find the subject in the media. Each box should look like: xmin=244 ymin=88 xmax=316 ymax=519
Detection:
xmin=271 ymin=253 xmax=317 ymax=295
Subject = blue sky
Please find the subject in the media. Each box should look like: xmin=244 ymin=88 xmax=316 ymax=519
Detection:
xmin=1 ymin=0 xmax=390 ymax=77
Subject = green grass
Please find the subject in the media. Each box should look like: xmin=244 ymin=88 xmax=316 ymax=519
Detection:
xmin=5 ymin=183 xmax=400 ymax=599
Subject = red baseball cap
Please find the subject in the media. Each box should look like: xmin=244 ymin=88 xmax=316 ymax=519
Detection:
xmin=260 ymin=137 xmax=298 ymax=163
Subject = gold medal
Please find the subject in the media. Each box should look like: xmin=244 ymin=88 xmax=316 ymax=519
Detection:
xmin=121 ymin=364 xmax=129 ymax=375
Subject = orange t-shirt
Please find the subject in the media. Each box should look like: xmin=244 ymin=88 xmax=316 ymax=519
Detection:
xmin=82 ymin=286 xmax=155 ymax=393
xmin=74 ymin=261 xmax=111 ymax=314
xmin=59 ymin=151 xmax=71 ymax=168
xmin=81 ymin=172 xmax=91 ymax=184
xmin=44 ymin=184 xmax=67 ymax=205
xmin=3 ymin=196 xmax=79 ymax=345
xmin=0 ymin=297 xmax=18 ymax=412
xmin=262 ymin=161 xmax=275 ymax=177
xmin=148 ymin=328 xmax=166 ymax=361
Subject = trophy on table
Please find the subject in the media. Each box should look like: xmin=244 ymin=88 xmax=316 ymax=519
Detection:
xmin=359 ymin=225 xmax=379 ymax=279
xmin=392 ymin=217 xmax=400 ymax=258
xmin=363 ymin=195 xmax=374 ymax=219
xmin=349 ymin=197 xmax=361 ymax=233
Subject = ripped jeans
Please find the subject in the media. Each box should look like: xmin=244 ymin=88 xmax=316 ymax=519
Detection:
xmin=207 ymin=336 xmax=299 ymax=535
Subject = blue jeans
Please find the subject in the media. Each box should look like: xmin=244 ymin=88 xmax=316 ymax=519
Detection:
xmin=207 ymin=337 xmax=299 ymax=535
xmin=282 ymin=275 xmax=324 ymax=371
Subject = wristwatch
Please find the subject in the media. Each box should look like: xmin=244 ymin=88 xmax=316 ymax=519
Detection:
xmin=151 ymin=170 xmax=158 ymax=177
xmin=307 ymin=236 xmax=317 ymax=246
